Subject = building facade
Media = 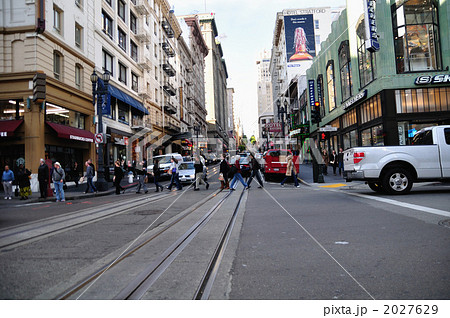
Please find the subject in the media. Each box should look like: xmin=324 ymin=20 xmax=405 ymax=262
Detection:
xmin=269 ymin=7 xmax=344 ymax=148
xmin=305 ymin=0 xmax=450 ymax=154
xmin=0 ymin=0 xmax=96 ymax=190
xmin=198 ymin=13 xmax=229 ymax=157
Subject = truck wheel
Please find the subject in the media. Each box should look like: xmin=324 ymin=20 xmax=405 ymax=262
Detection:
xmin=381 ymin=168 xmax=413 ymax=195
xmin=368 ymin=182 xmax=384 ymax=193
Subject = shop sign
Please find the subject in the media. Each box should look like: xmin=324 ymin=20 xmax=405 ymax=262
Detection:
xmin=265 ymin=122 xmax=282 ymax=132
xmin=0 ymin=132 xmax=7 ymax=137
xmin=364 ymin=0 xmax=380 ymax=52
xmin=70 ymin=135 xmax=94 ymax=143
xmin=343 ymin=89 xmax=367 ymax=110
xmin=415 ymin=74 xmax=450 ymax=85
xmin=308 ymin=80 xmax=315 ymax=106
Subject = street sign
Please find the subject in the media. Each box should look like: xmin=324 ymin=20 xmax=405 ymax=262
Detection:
xmin=95 ymin=133 xmax=105 ymax=144
xmin=124 ymin=137 xmax=129 ymax=146
xmin=319 ymin=125 xmax=338 ymax=132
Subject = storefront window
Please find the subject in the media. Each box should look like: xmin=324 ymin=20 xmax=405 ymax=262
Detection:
xmin=395 ymin=87 xmax=450 ymax=114
xmin=0 ymin=100 xmax=24 ymax=120
xmin=393 ymin=0 xmax=441 ymax=73
xmin=356 ymin=18 xmax=376 ymax=87
xmin=360 ymin=94 xmax=382 ymax=124
xmin=45 ymin=103 xmax=86 ymax=129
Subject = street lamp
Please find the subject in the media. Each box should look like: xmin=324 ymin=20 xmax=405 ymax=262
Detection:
xmin=90 ymin=70 xmax=110 ymax=191
xmin=193 ymin=125 xmax=200 ymax=155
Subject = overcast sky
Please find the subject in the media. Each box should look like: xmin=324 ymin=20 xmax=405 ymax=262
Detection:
xmin=170 ymin=0 xmax=346 ymax=138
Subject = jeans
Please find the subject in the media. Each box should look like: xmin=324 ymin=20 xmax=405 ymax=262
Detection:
xmin=230 ymin=173 xmax=248 ymax=189
xmin=154 ymin=175 xmax=163 ymax=190
xmin=86 ymin=177 xmax=97 ymax=193
xmin=281 ymin=170 xmax=299 ymax=187
xmin=167 ymin=172 xmax=182 ymax=190
xmin=54 ymin=180 xmax=65 ymax=201
xmin=136 ymin=175 xmax=148 ymax=192
xmin=3 ymin=181 xmax=12 ymax=198
xmin=247 ymin=170 xmax=264 ymax=187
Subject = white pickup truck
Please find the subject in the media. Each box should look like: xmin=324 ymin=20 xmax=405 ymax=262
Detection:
xmin=344 ymin=125 xmax=450 ymax=194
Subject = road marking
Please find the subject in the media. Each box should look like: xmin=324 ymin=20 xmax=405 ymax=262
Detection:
xmin=319 ymin=183 xmax=347 ymax=188
xmin=346 ymin=192 xmax=450 ymax=218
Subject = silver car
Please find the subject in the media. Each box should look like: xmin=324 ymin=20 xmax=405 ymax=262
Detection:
xmin=177 ymin=162 xmax=196 ymax=184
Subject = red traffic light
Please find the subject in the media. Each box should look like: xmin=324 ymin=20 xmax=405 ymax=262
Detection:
xmin=314 ymin=101 xmax=320 ymax=107
xmin=321 ymin=133 xmax=326 ymax=140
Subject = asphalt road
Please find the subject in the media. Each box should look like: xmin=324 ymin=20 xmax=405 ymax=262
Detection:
xmin=0 ymin=168 xmax=448 ymax=300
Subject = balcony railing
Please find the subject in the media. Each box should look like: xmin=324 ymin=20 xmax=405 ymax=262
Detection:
xmin=163 ymin=82 xmax=177 ymax=96
xmin=162 ymin=62 xmax=176 ymax=77
xmin=161 ymin=41 xmax=175 ymax=57
xmin=164 ymin=102 xmax=177 ymax=115
xmin=134 ymin=0 xmax=150 ymax=15
xmin=138 ymin=56 xmax=151 ymax=70
xmin=161 ymin=20 xmax=174 ymax=38
xmin=136 ymin=26 xmax=150 ymax=43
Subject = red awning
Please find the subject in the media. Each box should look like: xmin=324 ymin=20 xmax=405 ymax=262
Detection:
xmin=46 ymin=122 xmax=94 ymax=143
xmin=0 ymin=119 xmax=24 ymax=137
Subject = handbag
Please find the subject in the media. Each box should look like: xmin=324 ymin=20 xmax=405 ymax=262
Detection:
xmin=218 ymin=173 xmax=224 ymax=181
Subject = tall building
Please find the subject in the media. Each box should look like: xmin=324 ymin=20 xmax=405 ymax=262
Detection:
xmin=177 ymin=14 xmax=209 ymax=154
xmin=269 ymin=7 xmax=343 ymax=148
xmin=226 ymin=87 xmax=236 ymax=154
xmin=0 ymin=0 xmax=96 ymax=190
xmin=198 ymin=13 xmax=229 ymax=156
xmin=306 ymin=0 xmax=450 ymax=152
xmin=256 ymin=50 xmax=274 ymax=147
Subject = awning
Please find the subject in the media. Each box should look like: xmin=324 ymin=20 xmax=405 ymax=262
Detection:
xmin=109 ymin=85 xmax=149 ymax=115
xmin=0 ymin=119 xmax=23 ymax=137
xmin=46 ymin=122 xmax=94 ymax=143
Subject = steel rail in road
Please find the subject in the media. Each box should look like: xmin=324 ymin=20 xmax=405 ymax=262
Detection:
xmin=193 ymin=188 xmax=246 ymax=300
xmin=113 ymin=188 xmax=245 ymax=300
xmin=0 ymin=166 xmax=221 ymax=251
xmin=55 ymin=188 xmax=223 ymax=300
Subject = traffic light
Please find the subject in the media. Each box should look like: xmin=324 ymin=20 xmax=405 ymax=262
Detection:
xmin=33 ymin=72 xmax=46 ymax=102
xmin=319 ymin=131 xmax=330 ymax=141
xmin=311 ymin=102 xmax=321 ymax=124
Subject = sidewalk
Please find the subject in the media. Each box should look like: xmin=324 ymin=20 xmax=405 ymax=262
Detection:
xmin=297 ymin=162 xmax=366 ymax=189
xmin=0 ymin=179 xmax=138 ymax=206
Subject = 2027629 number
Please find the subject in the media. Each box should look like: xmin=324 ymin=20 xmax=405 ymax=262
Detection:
xmin=384 ymin=305 xmax=438 ymax=315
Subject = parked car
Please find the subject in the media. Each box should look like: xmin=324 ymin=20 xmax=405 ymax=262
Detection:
xmin=344 ymin=125 xmax=450 ymax=194
xmin=147 ymin=153 xmax=183 ymax=178
xmin=178 ymin=161 xmax=196 ymax=184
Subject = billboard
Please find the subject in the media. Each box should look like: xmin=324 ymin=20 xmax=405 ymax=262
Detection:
xmin=284 ymin=14 xmax=316 ymax=63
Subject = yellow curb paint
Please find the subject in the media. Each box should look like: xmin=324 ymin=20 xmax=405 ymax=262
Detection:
xmin=319 ymin=183 xmax=348 ymax=188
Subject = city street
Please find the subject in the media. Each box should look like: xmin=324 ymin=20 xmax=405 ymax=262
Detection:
xmin=0 ymin=164 xmax=449 ymax=300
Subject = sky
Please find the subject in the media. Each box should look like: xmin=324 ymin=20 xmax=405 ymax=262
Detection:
xmin=170 ymin=0 xmax=346 ymax=138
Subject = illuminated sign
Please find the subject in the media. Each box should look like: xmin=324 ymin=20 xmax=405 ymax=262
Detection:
xmin=415 ymin=74 xmax=450 ymax=85
xmin=364 ymin=0 xmax=380 ymax=52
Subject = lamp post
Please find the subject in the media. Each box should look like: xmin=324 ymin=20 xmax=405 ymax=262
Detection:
xmin=90 ymin=70 xmax=110 ymax=191
xmin=193 ymin=125 xmax=200 ymax=155
xmin=277 ymin=99 xmax=287 ymax=148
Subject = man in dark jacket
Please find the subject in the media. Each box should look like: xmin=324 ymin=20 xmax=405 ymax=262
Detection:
xmin=83 ymin=160 xmax=97 ymax=193
xmin=135 ymin=161 xmax=148 ymax=194
xmin=247 ymin=154 xmax=264 ymax=188
xmin=153 ymin=159 xmax=163 ymax=192
xmin=219 ymin=154 xmax=230 ymax=189
xmin=38 ymin=159 xmax=49 ymax=198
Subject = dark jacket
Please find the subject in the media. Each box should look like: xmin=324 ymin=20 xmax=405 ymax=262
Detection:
xmin=250 ymin=158 xmax=260 ymax=171
xmin=85 ymin=164 xmax=95 ymax=178
xmin=234 ymin=160 xmax=241 ymax=174
xmin=194 ymin=162 xmax=203 ymax=174
xmin=17 ymin=168 xmax=31 ymax=187
xmin=38 ymin=164 xmax=49 ymax=182
xmin=220 ymin=160 xmax=229 ymax=174
xmin=114 ymin=165 xmax=124 ymax=180
xmin=153 ymin=162 xmax=161 ymax=177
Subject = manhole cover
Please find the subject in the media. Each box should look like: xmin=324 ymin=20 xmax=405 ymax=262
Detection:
xmin=134 ymin=210 xmax=163 ymax=216
xmin=438 ymin=219 xmax=450 ymax=229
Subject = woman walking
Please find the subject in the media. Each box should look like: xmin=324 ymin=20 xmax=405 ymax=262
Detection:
xmin=113 ymin=160 xmax=125 ymax=194
xmin=17 ymin=163 xmax=32 ymax=200
xmin=219 ymin=154 xmax=230 ymax=190
xmin=153 ymin=158 xmax=164 ymax=192
xmin=229 ymin=155 xmax=248 ymax=190
xmin=52 ymin=162 xmax=65 ymax=202
xmin=330 ymin=150 xmax=338 ymax=176
xmin=194 ymin=155 xmax=209 ymax=191
xmin=280 ymin=155 xmax=300 ymax=188
xmin=167 ymin=157 xmax=182 ymax=191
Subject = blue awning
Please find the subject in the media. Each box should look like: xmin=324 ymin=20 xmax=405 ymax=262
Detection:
xmin=108 ymin=85 xmax=149 ymax=115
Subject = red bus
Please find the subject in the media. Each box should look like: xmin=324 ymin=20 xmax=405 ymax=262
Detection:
xmin=263 ymin=149 xmax=299 ymax=180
